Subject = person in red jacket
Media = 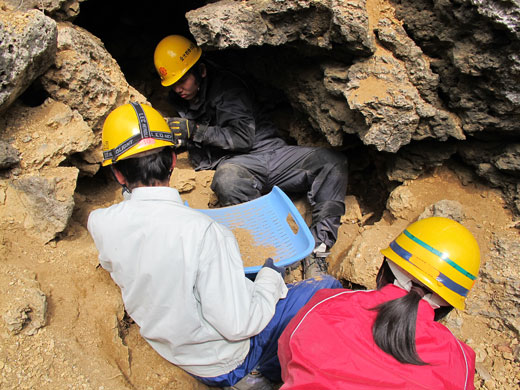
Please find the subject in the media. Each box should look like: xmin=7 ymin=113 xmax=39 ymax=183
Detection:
xmin=278 ymin=216 xmax=481 ymax=390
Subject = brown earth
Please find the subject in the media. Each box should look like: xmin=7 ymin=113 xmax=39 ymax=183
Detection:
xmin=0 ymin=157 xmax=518 ymax=389
xmin=233 ymin=228 xmax=278 ymax=268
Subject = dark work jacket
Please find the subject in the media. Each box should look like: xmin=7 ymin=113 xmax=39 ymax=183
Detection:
xmin=169 ymin=62 xmax=287 ymax=171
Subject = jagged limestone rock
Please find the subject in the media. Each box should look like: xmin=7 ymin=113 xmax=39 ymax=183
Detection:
xmin=2 ymin=0 xmax=86 ymax=21
xmin=1 ymin=99 xmax=95 ymax=173
xmin=40 ymin=22 xmax=148 ymax=136
xmin=2 ymin=167 xmax=78 ymax=243
xmin=0 ymin=7 xmax=57 ymax=114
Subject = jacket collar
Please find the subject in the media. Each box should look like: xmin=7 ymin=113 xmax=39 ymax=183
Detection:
xmin=128 ymin=186 xmax=182 ymax=203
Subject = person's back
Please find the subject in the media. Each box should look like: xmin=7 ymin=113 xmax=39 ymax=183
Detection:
xmin=87 ymin=102 xmax=290 ymax=385
xmin=88 ymin=102 xmax=344 ymax=389
xmin=88 ymin=186 xmax=266 ymax=375
xmin=278 ymin=217 xmax=480 ymax=390
xmin=278 ymin=286 xmax=475 ymax=390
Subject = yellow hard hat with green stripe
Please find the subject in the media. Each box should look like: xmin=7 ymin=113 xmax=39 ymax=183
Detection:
xmin=381 ymin=217 xmax=480 ymax=310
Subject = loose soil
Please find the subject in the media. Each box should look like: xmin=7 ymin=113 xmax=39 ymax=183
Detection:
xmin=233 ymin=227 xmax=278 ymax=268
xmin=0 ymin=163 xmax=519 ymax=389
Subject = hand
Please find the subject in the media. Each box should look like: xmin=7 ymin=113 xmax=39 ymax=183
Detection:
xmin=166 ymin=117 xmax=196 ymax=147
xmin=262 ymin=258 xmax=285 ymax=278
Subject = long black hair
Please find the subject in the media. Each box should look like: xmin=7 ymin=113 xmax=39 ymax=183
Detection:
xmin=112 ymin=147 xmax=174 ymax=189
xmin=371 ymin=260 xmax=453 ymax=365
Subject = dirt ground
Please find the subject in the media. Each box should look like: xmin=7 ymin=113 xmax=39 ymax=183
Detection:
xmin=0 ymin=155 xmax=518 ymax=389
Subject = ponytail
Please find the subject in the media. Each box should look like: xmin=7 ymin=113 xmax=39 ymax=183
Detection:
xmin=371 ymin=283 xmax=428 ymax=365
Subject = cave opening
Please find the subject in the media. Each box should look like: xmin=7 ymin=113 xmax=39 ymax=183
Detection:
xmin=72 ymin=1 xmax=391 ymax=221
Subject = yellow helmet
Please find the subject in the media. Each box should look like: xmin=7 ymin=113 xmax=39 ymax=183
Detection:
xmin=380 ymin=217 xmax=480 ymax=310
xmin=101 ymin=102 xmax=174 ymax=166
xmin=154 ymin=35 xmax=202 ymax=87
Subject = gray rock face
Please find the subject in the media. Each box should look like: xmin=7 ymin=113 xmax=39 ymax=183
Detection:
xmin=40 ymin=22 xmax=148 ymax=134
xmin=393 ymin=0 xmax=520 ymax=136
xmin=185 ymin=0 xmax=471 ymax=152
xmin=2 ymin=0 xmax=85 ymax=21
xmin=458 ymin=141 xmax=520 ymax=213
xmin=0 ymin=8 xmax=57 ymax=115
xmin=187 ymin=0 xmax=374 ymax=56
xmin=471 ymin=0 xmax=520 ymax=39
xmin=0 ymin=141 xmax=19 ymax=169
xmin=183 ymin=0 xmax=520 ymax=215
xmin=478 ymin=235 xmax=520 ymax=334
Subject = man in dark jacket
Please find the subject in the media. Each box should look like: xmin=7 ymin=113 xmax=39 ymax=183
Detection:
xmin=154 ymin=35 xmax=349 ymax=278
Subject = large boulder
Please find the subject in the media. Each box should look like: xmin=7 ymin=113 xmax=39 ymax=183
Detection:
xmin=2 ymin=0 xmax=86 ymax=21
xmin=0 ymin=7 xmax=57 ymax=114
xmin=40 ymin=22 xmax=148 ymax=138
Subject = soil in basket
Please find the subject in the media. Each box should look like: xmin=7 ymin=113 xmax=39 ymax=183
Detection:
xmin=233 ymin=227 xmax=278 ymax=267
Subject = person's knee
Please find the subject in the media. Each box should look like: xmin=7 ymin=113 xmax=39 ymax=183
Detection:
xmin=212 ymin=164 xmax=245 ymax=189
xmin=304 ymin=149 xmax=348 ymax=176
xmin=318 ymin=274 xmax=342 ymax=288
xmin=211 ymin=164 xmax=261 ymax=205
xmin=323 ymin=149 xmax=348 ymax=175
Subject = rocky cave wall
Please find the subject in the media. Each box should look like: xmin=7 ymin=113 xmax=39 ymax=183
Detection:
xmin=2 ymin=0 xmax=519 ymax=229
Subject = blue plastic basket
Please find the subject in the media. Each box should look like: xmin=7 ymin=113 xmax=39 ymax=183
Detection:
xmin=195 ymin=186 xmax=314 ymax=275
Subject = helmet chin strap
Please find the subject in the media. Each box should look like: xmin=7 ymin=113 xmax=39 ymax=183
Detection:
xmin=110 ymin=166 xmax=131 ymax=195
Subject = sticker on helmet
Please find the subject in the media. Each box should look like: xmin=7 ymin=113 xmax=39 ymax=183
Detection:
xmin=159 ymin=67 xmax=167 ymax=79
xmin=139 ymin=138 xmax=156 ymax=146
xmin=180 ymin=43 xmax=195 ymax=62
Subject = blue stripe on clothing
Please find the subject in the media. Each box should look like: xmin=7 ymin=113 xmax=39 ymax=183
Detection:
xmin=192 ymin=275 xmax=342 ymax=387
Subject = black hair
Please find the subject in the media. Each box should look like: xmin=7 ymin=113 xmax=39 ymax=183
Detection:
xmin=186 ymin=59 xmax=205 ymax=84
xmin=371 ymin=259 xmax=453 ymax=365
xmin=112 ymin=147 xmax=174 ymax=188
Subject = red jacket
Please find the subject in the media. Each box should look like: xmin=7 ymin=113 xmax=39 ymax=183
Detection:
xmin=278 ymin=285 xmax=475 ymax=390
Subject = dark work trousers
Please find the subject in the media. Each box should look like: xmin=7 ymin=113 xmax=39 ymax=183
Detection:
xmin=191 ymin=275 xmax=343 ymax=387
xmin=210 ymin=146 xmax=348 ymax=249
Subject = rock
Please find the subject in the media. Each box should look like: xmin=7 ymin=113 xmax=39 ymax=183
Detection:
xmin=344 ymin=49 xmax=464 ymax=152
xmin=1 ymin=99 xmax=95 ymax=174
xmin=0 ymin=7 xmax=57 ymax=114
xmin=386 ymin=185 xmax=417 ymax=220
xmin=334 ymin=220 xmax=406 ymax=288
xmin=341 ymin=195 xmax=363 ymax=223
xmin=418 ymin=199 xmax=465 ymax=221
xmin=289 ymin=63 xmax=364 ymax=147
xmin=393 ymin=0 xmax=520 ymax=136
xmin=1 ymin=268 xmax=47 ymax=335
xmin=187 ymin=0 xmax=374 ymax=56
xmin=2 ymin=0 xmax=86 ymax=21
xmin=40 ymin=22 xmax=148 ymax=139
xmin=476 ymin=235 xmax=520 ymax=334
xmin=1 ymin=167 xmax=78 ymax=243
xmin=458 ymin=140 xmax=520 ymax=214
xmin=386 ymin=141 xmax=458 ymax=182
xmin=0 ymin=140 xmax=19 ymax=169
xmin=471 ymin=0 xmax=520 ymax=40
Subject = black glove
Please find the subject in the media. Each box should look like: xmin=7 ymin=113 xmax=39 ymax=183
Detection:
xmin=262 ymin=258 xmax=286 ymax=278
xmin=166 ymin=117 xmax=197 ymax=147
